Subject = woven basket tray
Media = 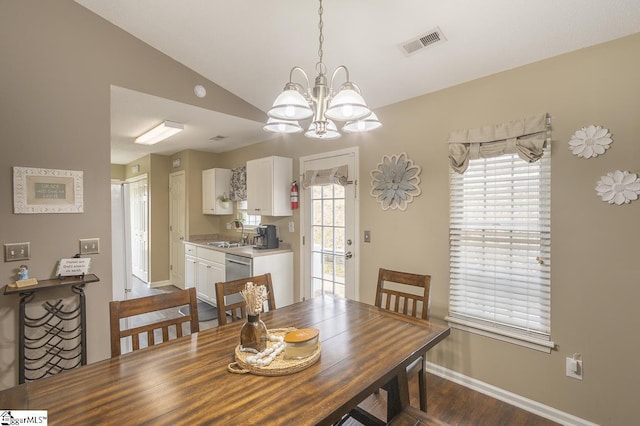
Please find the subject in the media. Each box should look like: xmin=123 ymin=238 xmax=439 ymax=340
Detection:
xmin=227 ymin=328 xmax=321 ymax=376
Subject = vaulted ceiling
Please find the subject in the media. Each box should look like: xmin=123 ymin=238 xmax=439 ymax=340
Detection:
xmin=74 ymin=0 xmax=640 ymax=164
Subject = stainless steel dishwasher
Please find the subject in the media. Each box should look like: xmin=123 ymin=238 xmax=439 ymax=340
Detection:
xmin=224 ymin=253 xmax=251 ymax=305
xmin=225 ymin=253 xmax=252 ymax=281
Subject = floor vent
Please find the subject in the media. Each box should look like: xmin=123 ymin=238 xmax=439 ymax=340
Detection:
xmin=400 ymin=27 xmax=446 ymax=56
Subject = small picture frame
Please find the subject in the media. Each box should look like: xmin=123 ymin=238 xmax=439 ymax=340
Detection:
xmin=13 ymin=166 xmax=84 ymax=214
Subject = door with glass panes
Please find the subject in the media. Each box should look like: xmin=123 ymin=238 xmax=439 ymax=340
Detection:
xmin=301 ymin=148 xmax=358 ymax=300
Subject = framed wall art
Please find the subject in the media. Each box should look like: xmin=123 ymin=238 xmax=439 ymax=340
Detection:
xmin=13 ymin=167 xmax=84 ymax=214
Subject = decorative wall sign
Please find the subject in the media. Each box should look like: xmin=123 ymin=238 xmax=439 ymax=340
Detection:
xmin=56 ymin=258 xmax=92 ymax=276
xmin=595 ymin=170 xmax=640 ymax=205
xmin=568 ymin=125 xmax=613 ymax=159
xmin=370 ymin=152 xmax=421 ymax=211
xmin=13 ymin=167 xmax=84 ymax=214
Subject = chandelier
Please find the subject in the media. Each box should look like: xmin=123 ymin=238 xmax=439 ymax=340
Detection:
xmin=264 ymin=0 xmax=381 ymax=139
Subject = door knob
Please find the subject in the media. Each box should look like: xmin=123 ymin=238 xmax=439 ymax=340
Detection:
xmin=345 ymin=251 xmax=353 ymax=259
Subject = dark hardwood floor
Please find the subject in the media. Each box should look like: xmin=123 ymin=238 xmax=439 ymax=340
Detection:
xmin=130 ymin=277 xmax=558 ymax=426
xmin=341 ymin=366 xmax=559 ymax=426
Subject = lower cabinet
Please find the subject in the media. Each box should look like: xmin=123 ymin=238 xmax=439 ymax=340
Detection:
xmin=185 ymin=254 xmax=197 ymax=290
xmin=253 ymin=252 xmax=293 ymax=307
xmin=184 ymin=244 xmax=225 ymax=306
xmin=183 ymin=244 xmax=293 ymax=308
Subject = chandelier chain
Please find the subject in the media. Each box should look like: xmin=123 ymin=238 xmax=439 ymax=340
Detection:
xmin=317 ymin=0 xmax=324 ymax=71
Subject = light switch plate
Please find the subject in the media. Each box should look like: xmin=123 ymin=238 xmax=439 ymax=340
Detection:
xmin=4 ymin=242 xmax=30 ymax=262
xmin=80 ymin=238 xmax=100 ymax=255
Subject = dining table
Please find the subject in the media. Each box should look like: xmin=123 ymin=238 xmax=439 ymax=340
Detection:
xmin=0 ymin=295 xmax=450 ymax=425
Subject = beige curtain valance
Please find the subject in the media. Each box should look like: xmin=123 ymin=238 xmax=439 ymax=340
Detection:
xmin=448 ymin=113 xmax=549 ymax=174
xmin=301 ymin=165 xmax=348 ymax=188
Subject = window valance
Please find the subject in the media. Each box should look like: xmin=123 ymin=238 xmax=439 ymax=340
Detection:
xmin=230 ymin=166 xmax=247 ymax=201
xmin=301 ymin=165 xmax=348 ymax=188
xmin=448 ymin=113 xmax=549 ymax=174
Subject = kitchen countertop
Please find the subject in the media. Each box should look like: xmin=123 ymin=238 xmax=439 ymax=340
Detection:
xmin=184 ymin=238 xmax=292 ymax=258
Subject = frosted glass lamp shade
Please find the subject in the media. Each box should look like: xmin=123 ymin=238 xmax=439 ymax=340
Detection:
xmin=268 ymin=89 xmax=313 ymax=120
xmin=343 ymin=112 xmax=383 ymax=133
xmin=263 ymin=118 xmax=303 ymax=133
xmin=304 ymin=120 xmax=341 ymax=140
xmin=325 ymin=87 xmax=370 ymax=121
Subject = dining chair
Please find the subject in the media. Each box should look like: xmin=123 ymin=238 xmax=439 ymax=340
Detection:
xmin=376 ymin=267 xmax=432 ymax=412
xmin=109 ymin=287 xmax=199 ymax=357
xmin=215 ymin=273 xmax=276 ymax=325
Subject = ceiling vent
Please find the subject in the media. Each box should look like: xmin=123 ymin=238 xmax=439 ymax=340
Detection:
xmin=209 ymin=135 xmax=228 ymax=141
xmin=400 ymin=27 xmax=446 ymax=57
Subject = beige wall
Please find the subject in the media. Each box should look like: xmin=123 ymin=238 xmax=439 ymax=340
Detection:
xmin=219 ymin=35 xmax=640 ymax=425
xmin=0 ymin=0 xmax=263 ymax=389
xmin=1 ymin=1 xmax=639 ymax=424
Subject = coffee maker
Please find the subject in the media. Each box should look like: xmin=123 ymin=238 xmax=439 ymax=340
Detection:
xmin=254 ymin=224 xmax=279 ymax=249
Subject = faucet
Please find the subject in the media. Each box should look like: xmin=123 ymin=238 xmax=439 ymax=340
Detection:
xmin=231 ymin=220 xmax=248 ymax=245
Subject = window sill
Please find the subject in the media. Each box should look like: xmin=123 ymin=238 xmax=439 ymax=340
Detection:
xmin=445 ymin=316 xmax=555 ymax=353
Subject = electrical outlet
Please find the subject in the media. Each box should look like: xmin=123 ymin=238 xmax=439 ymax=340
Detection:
xmin=80 ymin=238 xmax=100 ymax=255
xmin=566 ymin=356 xmax=583 ymax=380
xmin=288 ymin=221 xmax=295 ymax=232
xmin=364 ymin=230 xmax=371 ymax=243
xmin=4 ymin=242 xmax=30 ymax=262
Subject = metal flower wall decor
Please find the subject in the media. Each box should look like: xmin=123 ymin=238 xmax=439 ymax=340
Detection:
xmin=370 ymin=152 xmax=421 ymax=211
xmin=568 ymin=125 xmax=613 ymax=159
xmin=595 ymin=170 xmax=640 ymax=205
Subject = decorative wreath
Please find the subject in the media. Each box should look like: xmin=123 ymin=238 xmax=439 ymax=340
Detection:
xmin=369 ymin=152 xmax=421 ymax=211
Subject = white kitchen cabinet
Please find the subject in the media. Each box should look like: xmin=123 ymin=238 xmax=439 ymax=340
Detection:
xmin=253 ymin=252 xmax=294 ymax=307
xmin=184 ymin=245 xmax=225 ymax=306
xmin=246 ymin=156 xmax=292 ymax=216
xmin=185 ymin=255 xmax=197 ymax=290
xmin=202 ymin=168 xmax=232 ymax=215
xmin=196 ymin=258 xmax=224 ymax=305
xmin=183 ymin=244 xmax=197 ymax=290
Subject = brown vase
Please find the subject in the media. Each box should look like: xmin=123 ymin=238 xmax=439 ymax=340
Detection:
xmin=240 ymin=314 xmax=268 ymax=353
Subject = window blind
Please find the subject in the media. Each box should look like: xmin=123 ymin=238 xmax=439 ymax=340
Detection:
xmin=448 ymin=145 xmax=552 ymax=346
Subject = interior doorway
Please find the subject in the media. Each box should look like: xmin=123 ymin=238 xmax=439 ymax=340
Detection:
xmin=128 ymin=174 xmax=149 ymax=283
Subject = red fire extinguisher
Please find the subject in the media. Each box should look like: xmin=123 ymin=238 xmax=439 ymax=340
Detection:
xmin=290 ymin=180 xmax=299 ymax=210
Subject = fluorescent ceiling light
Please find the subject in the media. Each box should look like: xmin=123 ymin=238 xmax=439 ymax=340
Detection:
xmin=135 ymin=120 xmax=184 ymax=145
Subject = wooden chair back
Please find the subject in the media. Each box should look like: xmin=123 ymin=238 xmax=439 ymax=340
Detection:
xmin=215 ymin=273 xmax=276 ymax=326
xmin=374 ymin=268 xmax=431 ymax=320
xmin=109 ymin=287 xmax=199 ymax=357
xmin=374 ymin=268 xmax=433 ymax=412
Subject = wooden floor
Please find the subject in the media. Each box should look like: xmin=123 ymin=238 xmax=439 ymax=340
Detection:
xmin=130 ymin=277 xmax=559 ymax=426
xmin=339 ymin=369 xmax=560 ymax=426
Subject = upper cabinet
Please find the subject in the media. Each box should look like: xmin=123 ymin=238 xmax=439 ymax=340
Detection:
xmin=247 ymin=156 xmax=292 ymax=216
xmin=202 ymin=168 xmax=232 ymax=215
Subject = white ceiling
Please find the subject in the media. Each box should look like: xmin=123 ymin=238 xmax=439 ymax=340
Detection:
xmin=75 ymin=0 xmax=640 ymax=164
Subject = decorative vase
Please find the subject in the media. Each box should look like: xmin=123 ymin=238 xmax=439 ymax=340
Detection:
xmin=240 ymin=314 xmax=268 ymax=353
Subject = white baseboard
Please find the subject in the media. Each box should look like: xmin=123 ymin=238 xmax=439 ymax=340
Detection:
xmin=426 ymin=362 xmax=598 ymax=426
xmin=148 ymin=279 xmax=171 ymax=288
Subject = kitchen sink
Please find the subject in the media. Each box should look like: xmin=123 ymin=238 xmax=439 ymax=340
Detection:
xmin=205 ymin=241 xmax=248 ymax=248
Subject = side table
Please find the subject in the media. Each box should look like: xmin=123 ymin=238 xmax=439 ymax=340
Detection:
xmin=3 ymin=274 xmax=99 ymax=383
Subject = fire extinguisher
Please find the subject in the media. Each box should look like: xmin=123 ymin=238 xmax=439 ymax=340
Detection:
xmin=290 ymin=180 xmax=299 ymax=210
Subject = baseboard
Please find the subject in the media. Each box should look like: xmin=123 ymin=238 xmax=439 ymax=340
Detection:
xmin=148 ymin=279 xmax=171 ymax=288
xmin=425 ymin=362 xmax=598 ymax=426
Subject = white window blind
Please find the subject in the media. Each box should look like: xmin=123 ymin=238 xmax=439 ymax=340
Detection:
xmin=447 ymin=145 xmax=552 ymax=350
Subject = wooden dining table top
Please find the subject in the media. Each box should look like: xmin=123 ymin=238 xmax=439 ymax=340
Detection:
xmin=0 ymin=295 xmax=450 ymax=425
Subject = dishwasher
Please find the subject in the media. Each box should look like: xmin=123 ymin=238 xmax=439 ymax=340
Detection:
xmin=224 ymin=253 xmax=251 ymax=305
